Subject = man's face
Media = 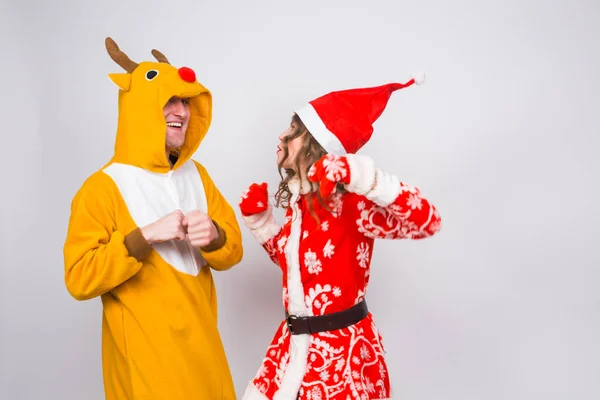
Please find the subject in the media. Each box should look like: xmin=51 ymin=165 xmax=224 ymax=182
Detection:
xmin=163 ymin=96 xmax=190 ymax=150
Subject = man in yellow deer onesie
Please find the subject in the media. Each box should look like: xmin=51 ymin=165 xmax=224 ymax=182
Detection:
xmin=63 ymin=37 xmax=243 ymax=399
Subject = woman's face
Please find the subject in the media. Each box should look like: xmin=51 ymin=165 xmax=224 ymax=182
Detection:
xmin=277 ymin=121 xmax=306 ymax=171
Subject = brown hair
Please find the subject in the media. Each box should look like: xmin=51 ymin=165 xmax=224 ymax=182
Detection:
xmin=274 ymin=114 xmax=342 ymax=223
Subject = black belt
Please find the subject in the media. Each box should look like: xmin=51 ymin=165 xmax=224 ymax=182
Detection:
xmin=285 ymin=300 xmax=369 ymax=335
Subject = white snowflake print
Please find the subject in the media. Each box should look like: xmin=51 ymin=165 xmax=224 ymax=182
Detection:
xmin=356 ymin=242 xmax=370 ymax=268
xmin=355 ymin=290 xmax=365 ymax=304
xmin=323 ymin=155 xmax=348 ymax=182
xmin=363 ymin=377 xmax=376 ymax=394
xmin=257 ymin=364 xmax=269 ymax=378
xmin=323 ymin=239 xmax=335 ymax=258
xmin=277 ymin=235 xmax=287 ymax=253
xmin=305 ymin=284 xmax=335 ymax=312
xmin=304 ymin=250 xmax=323 ymax=275
xmin=307 ymin=386 xmax=323 ymax=400
xmin=328 ymin=194 xmax=344 ymax=218
xmin=406 ymin=193 xmax=423 ymax=210
xmin=256 ymin=201 xmax=264 ymax=209
xmin=332 ymin=287 xmax=342 ymax=297
xmin=256 ymin=382 xmax=268 ymax=394
xmin=399 ymin=182 xmax=420 ymax=195
xmin=319 ymin=370 xmax=330 ymax=381
xmin=303 ymin=230 xmax=309 ymax=239
xmin=360 ymin=344 xmax=371 ymax=361
xmin=378 ymin=362 xmax=387 ymax=379
xmin=352 ymin=356 xmax=361 ymax=365
xmin=335 ymin=358 xmax=345 ymax=371
xmin=321 ymin=221 xmax=329 ymax=231
xmin=428 ymin=218 xmax=441 ymax=234
xmin=356 ymin=203 xmax=418 ymax=240
xmin=240 ymin=187 xmax=251 ymax=200
xmin=264 ymin=240 xmax=278 ymax=263
xmin=357 ymin=200 xmax=366 ymax=211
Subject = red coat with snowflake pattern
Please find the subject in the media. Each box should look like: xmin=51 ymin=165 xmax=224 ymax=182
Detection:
xmin=241 ymin=159 xmax=441 ymax=400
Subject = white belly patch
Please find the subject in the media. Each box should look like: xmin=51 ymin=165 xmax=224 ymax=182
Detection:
xmin=103 ymin=161 xmax=208 ymax=276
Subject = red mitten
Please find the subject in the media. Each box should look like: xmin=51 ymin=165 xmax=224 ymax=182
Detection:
xmin=308 ymin=154 xmax=351 ymax=199
xmin=239 ymin=182 xmax=269 ymax=216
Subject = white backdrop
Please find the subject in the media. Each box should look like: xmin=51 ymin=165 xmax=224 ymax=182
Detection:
xmin=1 ymin=0 xmax=599 ymax=399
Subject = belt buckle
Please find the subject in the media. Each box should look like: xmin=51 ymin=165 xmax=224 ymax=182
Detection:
xmin=286 ymin=314 xmax=297 ymax=335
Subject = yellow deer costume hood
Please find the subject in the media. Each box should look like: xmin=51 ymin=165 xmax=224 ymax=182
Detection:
xmin=106 ymin=37 xmax=211 ymax=173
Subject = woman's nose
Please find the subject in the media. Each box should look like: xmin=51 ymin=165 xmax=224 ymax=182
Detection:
xmin=279 ymin=129 xmax=290 ymax=140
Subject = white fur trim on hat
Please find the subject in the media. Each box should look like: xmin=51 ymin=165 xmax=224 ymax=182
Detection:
xmin=294 ymin=103 xmax=347 ymax=155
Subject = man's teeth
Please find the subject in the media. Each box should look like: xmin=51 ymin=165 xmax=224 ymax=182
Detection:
xmin=167 ymin=122 xmax=182 ymax=127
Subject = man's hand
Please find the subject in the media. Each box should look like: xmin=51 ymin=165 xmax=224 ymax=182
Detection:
xmin=186 ymin=210 xmax=218 ymax=248
xmin=141 ymin=210 xmax=188 ymax=244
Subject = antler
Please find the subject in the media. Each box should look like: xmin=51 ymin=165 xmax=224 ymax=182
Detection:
xmin=105 ymin=37 xmax=138 ymax=73
xmin=151 ymin=49 xmax=170 ymax=64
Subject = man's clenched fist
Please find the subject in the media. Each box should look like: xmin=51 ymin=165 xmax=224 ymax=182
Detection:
xmin=186 ymin=210 xmax=218 ymax=248
xmin=141 ymin=210 xmax=188 ymax=244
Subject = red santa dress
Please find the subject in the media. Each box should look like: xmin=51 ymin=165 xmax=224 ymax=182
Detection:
xmin=240 ymin=72 xmax=441 ymax=400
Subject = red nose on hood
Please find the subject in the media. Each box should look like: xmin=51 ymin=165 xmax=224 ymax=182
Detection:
xmin=178 ymin=67 xmax=196 ymax=83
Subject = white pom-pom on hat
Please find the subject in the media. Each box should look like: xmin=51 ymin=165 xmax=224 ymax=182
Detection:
xmin=412 ymin=71 xmax=425 ymax=85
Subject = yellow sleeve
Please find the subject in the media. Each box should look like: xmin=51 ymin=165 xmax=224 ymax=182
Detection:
xmin=63 ymin=171 xmax=149 ymax=300
xmin=194 ymin=161 xmax=244 ymax=271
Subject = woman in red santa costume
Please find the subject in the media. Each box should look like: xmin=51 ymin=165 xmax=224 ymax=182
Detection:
xmin=239 ymin=72 xmax=442 ymax=400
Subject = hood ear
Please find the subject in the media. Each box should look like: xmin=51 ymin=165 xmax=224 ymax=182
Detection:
xmin=108 ymin=73 xmax=132 ymax=91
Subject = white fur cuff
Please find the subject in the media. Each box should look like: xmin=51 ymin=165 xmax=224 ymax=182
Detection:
xmin=345 ymin=154 xmax=376 ymax=195
xmin=242 ymin=205 xmax=281 ymax=244
xmin=366 ymin=168 xmax=401 ymax=207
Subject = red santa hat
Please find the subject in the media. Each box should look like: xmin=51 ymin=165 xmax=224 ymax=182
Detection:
xmin=294 ymin=71 xmax=425 ymax=155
